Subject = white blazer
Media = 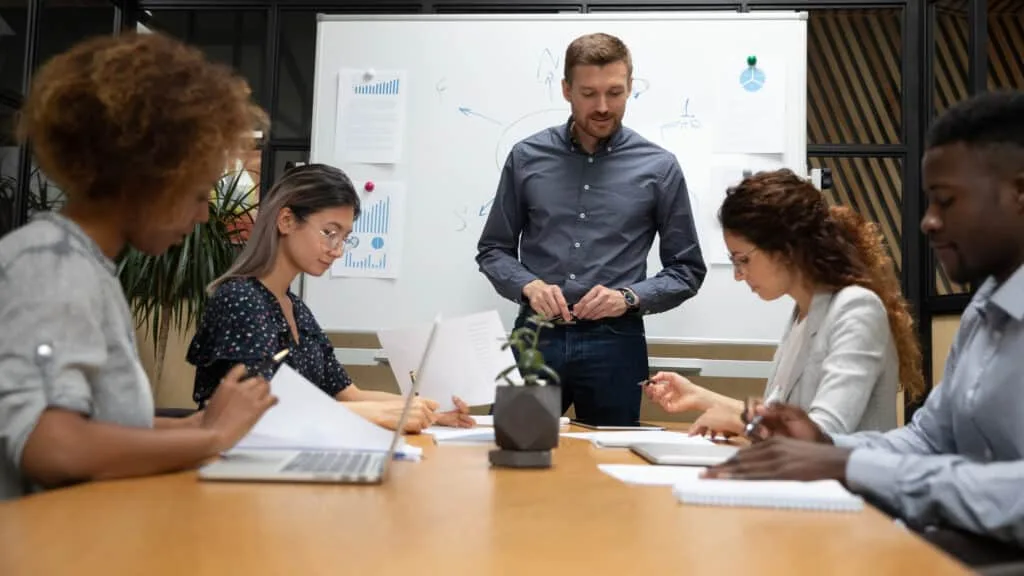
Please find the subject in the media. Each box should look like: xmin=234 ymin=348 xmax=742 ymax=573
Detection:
xmin=765 ymin=285 xmax=899 ymax=434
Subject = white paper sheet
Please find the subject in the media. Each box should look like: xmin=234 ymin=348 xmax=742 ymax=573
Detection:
xmin=598 ymin=464 xmax=706 ymax=486
xmin=330 ymin=181 xmax=405 ymax=279
xmin=561 ymin=430 xmax=716 ymax=448
xmin=714 ymin=55 xmax=787 ymax=154
xmin=377 ymin=310 xmax=518 ymax=411
xmin=233 ymin=364 xmax=397 ymax=453
xmin=334 ymin=69 xmax=407 ymax=164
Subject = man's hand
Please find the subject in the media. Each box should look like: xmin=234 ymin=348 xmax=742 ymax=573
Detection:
xmin=702 ymin=436 xmax=853 ymax=482
xmin=573 ymin=285 xmax=629 ymax=320
xmin=745 ymin=403 xmax=831 ymax=443
xmin=522 ymin=280 xmax=572 ymax=322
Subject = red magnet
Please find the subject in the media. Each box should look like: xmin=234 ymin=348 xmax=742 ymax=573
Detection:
xmin=364 ymin=181 xmax=375 ymax=192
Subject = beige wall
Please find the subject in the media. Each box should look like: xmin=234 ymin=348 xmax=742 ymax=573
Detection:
xmin=142 ymin=317 xmax=962 ymax=418
xmin=930 ymin=315 xmax=961 ymax=387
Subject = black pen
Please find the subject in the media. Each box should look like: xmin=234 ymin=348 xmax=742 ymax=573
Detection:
xmin=245 ymin=349 xmax=290 ymax=379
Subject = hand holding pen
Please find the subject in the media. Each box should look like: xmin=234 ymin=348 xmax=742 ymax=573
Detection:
xmin=740 ymin=399 xmax=831 ymax=444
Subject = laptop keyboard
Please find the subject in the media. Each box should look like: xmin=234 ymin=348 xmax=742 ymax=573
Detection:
xmin=282 ymin=450 xmax=384 ymax=478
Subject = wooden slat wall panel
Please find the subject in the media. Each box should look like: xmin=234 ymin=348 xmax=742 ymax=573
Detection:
xmin=809 ymin=157 xmax=903 ymax=271
xmin=988 ymin=12 xmax=1024 ymax=91
xmin=807 ymin=9 xmax=902 ymax=144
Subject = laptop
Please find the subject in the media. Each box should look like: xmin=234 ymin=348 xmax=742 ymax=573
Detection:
xmin=197 ymin=318 xmax=440 ymax=485
xmin=630 ymin=442 xmax=739 ymax=466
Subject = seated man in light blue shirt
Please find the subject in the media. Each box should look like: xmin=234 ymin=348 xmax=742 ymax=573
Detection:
xmin=703 ymin=90 xmax=1024 ymax=569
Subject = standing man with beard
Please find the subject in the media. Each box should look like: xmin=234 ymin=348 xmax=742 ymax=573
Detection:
xmin=476 ymin=33 xmax=706 ymax=426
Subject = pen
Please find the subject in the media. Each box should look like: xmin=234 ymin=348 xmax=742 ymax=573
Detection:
xmin=742 ymin=388 xmax=782 ymax=439
xmin=245 ymin=348 xmax=290 ymax=379
xmin=409 ymin=370 xmax=419 ymax=396
xmin=636 ymin=378 xmax=656 ymax=387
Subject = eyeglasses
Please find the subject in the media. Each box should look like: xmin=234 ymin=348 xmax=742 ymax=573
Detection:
xmin=319 ymin=228 xmax=345 ymax=251
xmin=729 ymin=247 xmax=758 ymax=271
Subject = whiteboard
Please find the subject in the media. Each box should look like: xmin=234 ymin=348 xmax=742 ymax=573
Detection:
xmin=305 ymin=12 xmax=807 ymax=345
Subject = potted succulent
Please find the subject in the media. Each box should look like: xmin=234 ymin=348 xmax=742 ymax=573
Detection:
xmin=489 ymin=314 xmax=562 ymax=469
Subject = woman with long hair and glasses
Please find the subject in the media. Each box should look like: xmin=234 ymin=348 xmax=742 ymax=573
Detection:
xmin=645 ymin=169 xmax=924 ymax=437
xmin=187 ymin=163 xmax=474 ymax=432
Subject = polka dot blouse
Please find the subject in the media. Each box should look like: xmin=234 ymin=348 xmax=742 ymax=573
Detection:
xmin=186 ymin=277 xmax=352 ymax=405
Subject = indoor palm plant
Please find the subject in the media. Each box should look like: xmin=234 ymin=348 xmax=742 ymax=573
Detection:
xmin=490 ymin=314 xmax=562 ymax=469
xmin=117 ymin=169 xmax=258 ymax=393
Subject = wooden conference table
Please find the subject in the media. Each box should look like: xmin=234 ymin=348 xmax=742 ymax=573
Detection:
xmin=0 ymin=425 xmax=969 ymax=575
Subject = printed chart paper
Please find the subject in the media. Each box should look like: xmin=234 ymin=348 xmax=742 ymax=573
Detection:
xmin=334 ymin=69 xmax=407 ymax=164
xmin=331 ymin=181 xmax=406 ymax=279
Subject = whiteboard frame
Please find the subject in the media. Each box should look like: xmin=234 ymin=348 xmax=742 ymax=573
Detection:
xmin=306 ymin=11 xmax=809 ymax=347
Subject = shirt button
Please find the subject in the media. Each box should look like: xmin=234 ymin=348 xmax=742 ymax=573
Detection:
xmin=588 ymin=157 xmax=594 ymax=163
xmin=579 ymin=212 xmax=586 ymax=219
xmin=584 ymin=184 xmax=590 ymax=190
xmin=985 ymin=448 xmax=994 ymax=461
xmin=569 ymin=274 xmax=576 ymax=280
xmin=607 ymin=146 xmax=613 ymax=152
xmin=574 ymin=242 xmax=581 ymax=248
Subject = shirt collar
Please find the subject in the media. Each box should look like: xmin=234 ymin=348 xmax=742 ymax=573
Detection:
xmin=562 ymin=116 xmax=630 ymax=154
xmin=33 ymin=211 xmax=117 ymax=276
xmin=983 ymin=263 xmax=1024 ymax=322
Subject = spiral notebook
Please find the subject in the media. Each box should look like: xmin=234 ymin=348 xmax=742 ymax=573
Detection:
xmin=672 ymin=479 xmax=864 ymax=512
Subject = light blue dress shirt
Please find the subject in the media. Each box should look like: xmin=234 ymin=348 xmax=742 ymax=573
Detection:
xmin=832 ymin=263 xmax=1024 ymax=547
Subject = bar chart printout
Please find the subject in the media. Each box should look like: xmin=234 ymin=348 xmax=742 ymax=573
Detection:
xmin=334 ymin=69 xmax=407 ymax=164
xmin=331 ymin=181 xmax=406 ymax=279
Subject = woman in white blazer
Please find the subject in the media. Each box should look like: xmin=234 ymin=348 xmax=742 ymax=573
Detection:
xmin=646 ymin=169 xmax=925 ymax=437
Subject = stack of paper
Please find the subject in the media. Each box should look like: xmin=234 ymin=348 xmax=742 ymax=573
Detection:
xmin=672 ymin=479 xmax=864 ymax=512
xmin=233 ymin=364 xmax=417 ymax=459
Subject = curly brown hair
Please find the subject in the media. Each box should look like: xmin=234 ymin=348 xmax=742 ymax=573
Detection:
xmin=718 ymin=169 xmax=925 ymax=402
xmin=17 ymin=32 xmax=267 ymax=203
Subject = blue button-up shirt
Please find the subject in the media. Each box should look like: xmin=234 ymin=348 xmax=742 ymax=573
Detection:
xmin=833 ymin=264 xmax=1024 ymax=546
xmin=475 ymin=118 xmax=706 ymax=314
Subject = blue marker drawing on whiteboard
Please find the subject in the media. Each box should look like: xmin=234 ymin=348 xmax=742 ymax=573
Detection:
xmin=479 ymin=197 xmax=494 ymax=218
xmin=631 ymin=77 xmax=650 ymax=100
xmin=453 ymin=206 xmax=468 ymax=232
xmin=658 ymin=97 xmax=701 ymax=141
xmin=435 ymin=78 xmax=447 ymax=103
xmin=536 ymin=48 xmax=560 ymax=102
xmin=458 ymin=106 xmax=503 ymax=126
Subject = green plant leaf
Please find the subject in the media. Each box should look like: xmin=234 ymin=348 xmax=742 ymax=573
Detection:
xmin=117 ymin=168 xmax=258 ymax=345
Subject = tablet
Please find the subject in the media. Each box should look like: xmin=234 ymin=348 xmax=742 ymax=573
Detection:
xmin=630 ymin=442 xmax=739 ymax=466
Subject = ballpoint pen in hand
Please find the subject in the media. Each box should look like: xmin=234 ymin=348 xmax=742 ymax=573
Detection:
xmin=245 ymin=349 xmax=290 ymax=380
xmin=742 ymin=388 xmax=782 ymax=440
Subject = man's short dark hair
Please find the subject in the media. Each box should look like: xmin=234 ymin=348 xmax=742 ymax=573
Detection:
xmin=926 ymin=90 xmax=1024 ymax=151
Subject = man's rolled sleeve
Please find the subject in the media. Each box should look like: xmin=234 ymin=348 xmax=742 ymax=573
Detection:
xmin=0 ymin=298 xmax=105 ymax=470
